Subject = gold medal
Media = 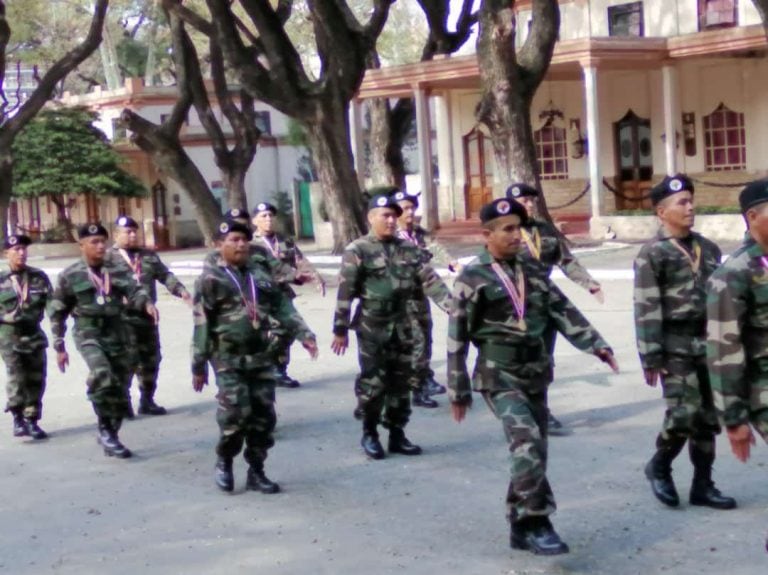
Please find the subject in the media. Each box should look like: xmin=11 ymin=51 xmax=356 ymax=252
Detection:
xmin=96 ymin=295 xmax=105 ymax=305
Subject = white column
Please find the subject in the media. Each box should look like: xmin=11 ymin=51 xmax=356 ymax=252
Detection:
xmin=583 ymin=65 xmax=602 ymax=218
xmin=434 ymin=92 xmax=455 ymax=222
xmin=414 ymin=85 xmax=437 ymax=229
xmin=348 ymin=98 xmax=365 ymax=188
xmin=662 ymin=65 xmax=679 ymax=175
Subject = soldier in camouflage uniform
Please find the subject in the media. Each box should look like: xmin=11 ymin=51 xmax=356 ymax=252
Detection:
xmin=707 ymin=178 xmax=768 ymax=464
xmin=109 ymin=216 xmax=192 ymax=416
xmin=448 ymin=198 xmax=618 ymax=556
xmin=192 ymin=220 xmax=318 ymax=493
xmin=0 ymin=234 xmax=52 ymax=439
xmin=505 ymin=183 xmax=603 ymax=433
xmin=332 ymin=194 xmax=452 ymax=460
xmin=634 ymin=174 xmax=735 ymax=510
xmin=252 ymin=202 xmax=325 ymax=388
xmin=390 ymin=189 xmax=458 ymax=409
xmin=49 ymin=224 xmax=157 ymax=458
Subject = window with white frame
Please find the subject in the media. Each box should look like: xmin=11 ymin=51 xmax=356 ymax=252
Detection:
xmin=698 ymin=0 xmax=738 ymax=30
xmin=703 ymin=103 xmax=746 ymax=171
xmin=608 ymin=2 xmax=644 ymax=37
xmin=534 ymin=122 xmax=568 ymax=180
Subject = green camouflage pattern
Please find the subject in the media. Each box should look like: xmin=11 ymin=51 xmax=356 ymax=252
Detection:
xmin=48 ymin=259 xmax=150 ymax=419
xmin=483 ymin=389 xmax=554 ymax=522
xmin=706 ymin=235 xmax=768 ymax=439
xmin=521 ymin=217 xmax=599 ymax=291
xmin=447 ymin=250 xmax=610 ymax=402
xmin=203 ymin=243 xmax=297 ymax=286
xmin=108 ymin=246 xmax=188 ymax=395
xmin=191 ymin=255 xmax=315 ymax=464
xmin=0 ymin=266 xmax=52 ymax=417
xmin=334 ymin=233 xmax=452 ymax=426
xmin=634 ymin=229 xmax=722 ymax=446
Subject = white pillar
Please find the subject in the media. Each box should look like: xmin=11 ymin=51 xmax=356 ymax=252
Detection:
xmin=434 ymin=92 xmax=455 ymax=222
xmin=414 ymin=85 xmax=437 ymax=229
xmin=349 ymin=98 xmax=365 ymax=188
xmin=583 ymin=65 xmax=602 ymax=218
xmin=662 ymin=65 xmax=679 ymax=176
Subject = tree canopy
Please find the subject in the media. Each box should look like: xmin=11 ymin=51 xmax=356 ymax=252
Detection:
xmin=12 ymin=105 xmax=146 ymax=199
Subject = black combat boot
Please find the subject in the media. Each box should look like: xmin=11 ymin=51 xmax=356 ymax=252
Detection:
xmin=412 ymin=386 xmax=438 ymax=408
xmin=11 ymin=408 xmax=28 ymax=437
xmin=644 ymin=437 xmax=685 ymax=507
xmin=689 ymin=443 xmax=736 ymax=509
xmin=138 ymin=392 xmax=167 ymax=416
xmin=510 ymin=517 xmax=569 ymax=556
xmin=246 ymin=464 xmax=280 ymax=494
xmin=275 ymin=365 xmax=300 ymax=388
xmin=23 ymin=417 xmax=48 ymax=440
xmin=388 ymin=428 xmax=422 ymax=456
xmin=97 ymin=419 xmax=132 ymax=459
xmin=361 ymin=419 xmax=385 ymax=460
xmin=215 ymin=457 xmax=234 ymax=492
xmin=424 ymin=376 xmax=446 ymax=396
xmin=547 ymin=409 xmax=567 ymax=437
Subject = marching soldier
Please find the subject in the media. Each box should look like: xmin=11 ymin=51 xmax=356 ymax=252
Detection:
xmin=0 ymin=234 xmax=52 ymax=439
xmin=49 ymin=224 xmax=157 ymax=458
xmin=707 ymin=179 xmax=768 ymax=464
xmin=634 ymin=174 xmax=735 ymax=510
xmin=192 ymin=220 xmax=318 ymax=494
xmin=331 ymin=193 xmax=452 ymax=460
xmin=109 ymin=215 xmax=192 ymax=416
xmin=505 ymin=183 xmax=603 ymax=433
xmin=448 ymin=198 xmax=618 ymax=556
xmin=252 ymin=202 xmax=325 ymax=388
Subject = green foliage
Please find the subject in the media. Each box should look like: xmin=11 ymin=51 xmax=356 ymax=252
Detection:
xmin=12 ymin=106 xmax=147 ymax=199
xmin=272 ymin=190 xmax=295 ymax=235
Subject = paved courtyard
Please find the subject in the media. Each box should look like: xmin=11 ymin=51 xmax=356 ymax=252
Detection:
xmin=1 ymin=241 xmax=767 ymax=575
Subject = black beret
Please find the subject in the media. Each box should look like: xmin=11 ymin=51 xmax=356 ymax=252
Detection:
xmin=480 ymin=198 xmax=528 ymax=226
xmin=505 ymin=183 xmax=539 ymax=199
xmin=367 ymin=194 xmax=403 ymax=216
xmin=115 ymin=215 xmax=139 ymax=229
xmin=3 ymin=234 xmax=31 ymax=250
xmin=252 ymin=202 xmax=278 ymax=216
xmin=224 ymin=208 xmax=249 ymax=221
xmin=391 ymin=190 xmax=419 ymax=208
xmin=650 ymin=174 xmax=694 ymax=206
xmin=739 ymin=178 xmax=768 ymax=213
xmin=216 ymin=220 xmax=253 ymax=241
xmin=78 ymin=223 xmax=109 ymax=240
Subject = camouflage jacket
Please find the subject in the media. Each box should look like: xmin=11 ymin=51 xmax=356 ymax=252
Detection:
xmin=520 ymin=218 xmax=599 ymax=291
xmin=447 ymin=250 xmax=610 ymax=401
xmin=706 ymin=235 xmax=768 ymax=428
xmin=333 ymin=233 xmax=452 ymax=343
xmin=253 ymin=232 xmax=322 ymax=297
xmin=203 ymin=244 xmax=294 ymax=283
xmin=191 ymin=254 xmax=315 ymax=375
xmin=397 ymin=225 xmax=455 ymax=267
xmin=48 ymin=259 xmax=150 ymax=353
xmin=634 ymin=228 xmax=721 ymax=369
xmin=108 ymin=245 xmax=188 ymax=323
xmin=0 ymin=266 xmax=52 ymax=352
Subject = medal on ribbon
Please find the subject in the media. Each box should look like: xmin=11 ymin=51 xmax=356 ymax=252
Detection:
xmin=398 ymin=229 xmax=417 ymax=245
xmin=87 ymin=267 xmax=111 ymax=305
xmin=119 ymin=248 xmax=142 ymax=282
xmin=670 ymin=238 xmax=702 ymax=276
xmin=490 ymin=261 xmax=527 ymax=330
xmin=9 ymin=272 xmax=29 ymax=311
xmin=521 ymin=228 xmax=542 ymax=261
xmin=262 ymin=235 xmax=280 ymax=258
xmin=224 ymin=267 xmax=259 ymax=328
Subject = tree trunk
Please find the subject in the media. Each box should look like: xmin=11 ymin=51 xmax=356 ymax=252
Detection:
xmin=0 ymin=145 xmax=11 ymax=238
xmin=221 ymin=161 xmax=248 ymax=211
xmin=305 ymin=101 xmax=367 ymax=253
xmin=368 ymin=98 xmax=409 ymax=190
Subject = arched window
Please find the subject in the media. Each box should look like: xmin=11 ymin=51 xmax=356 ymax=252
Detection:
xmin=534 ymin=122 xmax=568 ymax=180
xmin=703 ymin=103 xmax=745 ymax=171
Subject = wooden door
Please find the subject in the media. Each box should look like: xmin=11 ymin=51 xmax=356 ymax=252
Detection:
xmin=614 ymin=110 xmax=653 ymax=210
xmin=463 ymin=127 xmax=494 ymax=218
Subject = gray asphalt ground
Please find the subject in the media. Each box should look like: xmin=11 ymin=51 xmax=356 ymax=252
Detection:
xmin=2 ymin=239 xmax=767 ymax=575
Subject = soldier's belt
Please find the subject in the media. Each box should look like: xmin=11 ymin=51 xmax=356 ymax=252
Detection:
xmin=662 ymin=320 xmax=706 ymax=337
xmin=480 ymin=341 xmax=544 ymax=363
xmin=74 ymin=316 xmax=122 ymax=330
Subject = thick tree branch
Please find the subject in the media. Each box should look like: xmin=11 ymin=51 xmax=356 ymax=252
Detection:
xmin=162 ymin=0 xmax=214 ymax=35
xmin=517 ymin=0 xmax=560 ymax=92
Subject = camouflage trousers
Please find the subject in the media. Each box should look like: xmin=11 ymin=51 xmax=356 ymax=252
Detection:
xmin=74 ymin=338 xmax=131 ymax=420
xmin=408 ymin=299 xmax=435 ymax=390
xmin=657 ymin=355 xmax=720 ymax=458
xmin=745 ymin=372 xmax=768 ymax=443
xmin=0 ymin=345 xmax=46 ymax=419
xmin=482 ymin=387 xmax=555 ymax=523
xmin=124 ymin=321 xmax=162 ymax=396
xmin=354 ymin=333 xmax=413 ymax=431
xmin=213 ymin=366 xmax=276 ymax=467
xmin=273 ymin=333 xmax=296 ymax=373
